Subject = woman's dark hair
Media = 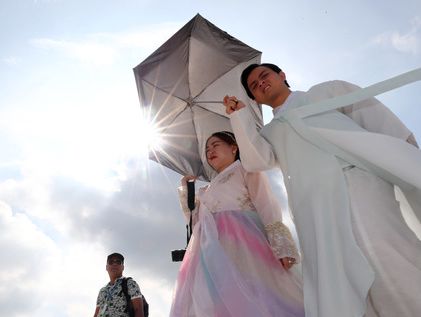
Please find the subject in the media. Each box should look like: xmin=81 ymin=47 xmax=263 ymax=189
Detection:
xmin=240 ymin=63 xmax=290 ymax=100
xmin=207 ymin=131 xmax=240 ymax=161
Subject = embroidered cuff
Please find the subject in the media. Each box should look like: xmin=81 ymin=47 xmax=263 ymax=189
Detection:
xmin=265 ymin=221 xmax=300 ymax=263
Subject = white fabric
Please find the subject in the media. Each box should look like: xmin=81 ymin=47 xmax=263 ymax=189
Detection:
xmin=283 ymin=68 xmax=421 ymax=119
xmin=344 ymin=168 xmax=421 ymax=317
xmin=170 ymin=160 xmax=304 ymax=316
xmin=230 ymin=80 xmax=421 ymax=317
xmin=177 ymin=160 xmax=300 ymax=261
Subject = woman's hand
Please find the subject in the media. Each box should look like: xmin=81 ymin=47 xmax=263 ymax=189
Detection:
xmin=223 ymin=95 xmax=245 ymax=114
xmin=181 ymin=175 xmax=196 ymax=186
xmin=280 ymin=257 xmax=296 ymax=270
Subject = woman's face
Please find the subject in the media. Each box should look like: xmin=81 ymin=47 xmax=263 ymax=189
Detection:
xmin=206 ymin=136 xmax=237 ymax=173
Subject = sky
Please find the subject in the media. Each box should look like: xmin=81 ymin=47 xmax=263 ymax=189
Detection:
xmin=0 ymin=0 xmax=420 ymax=316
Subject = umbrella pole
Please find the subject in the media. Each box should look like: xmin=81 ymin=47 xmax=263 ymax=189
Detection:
xmin=171 ymin=180 xmax=195 ymax=262
xmin=186 ymin=180 xmax=195 ymax=243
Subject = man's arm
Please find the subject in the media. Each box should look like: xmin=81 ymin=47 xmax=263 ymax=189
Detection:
xmin=223 ymin=95 xmax=277 ymax=171
xmin=93 ymin=306 xmax=99 ymax=317
xmin=94 ymin=289 xmax=104 ymax=317
xmin=127 ymin=278 xmax=144 ymax=317
xmin=230 ymin=107 xmax=277 ymax=171
xmin=132 ymin=297 xmax=144 ymax=317
xmin=333 ymin=80 xmax=418 ymax=146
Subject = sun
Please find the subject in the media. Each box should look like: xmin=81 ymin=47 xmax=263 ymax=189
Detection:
xmin=137 ymin=116 xmax=163 ymax=155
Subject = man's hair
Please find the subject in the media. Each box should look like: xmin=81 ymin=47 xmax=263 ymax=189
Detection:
xmin=240 ymin=63 xmax=290 ymax=100
xmin=207 ymin=131 xmax=240 ymax=161
xmin=107 ymin=252 xmax=124 ymax=263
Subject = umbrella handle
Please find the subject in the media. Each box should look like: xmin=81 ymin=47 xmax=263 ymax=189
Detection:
xmin=187 ymin=180 xmax=195 ymax=211
xmin=186 ymin=180 xmax=195 ymax=243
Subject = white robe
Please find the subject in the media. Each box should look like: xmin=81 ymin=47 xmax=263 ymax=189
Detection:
xmin=230 ymin=80 xmax=421 ymax=317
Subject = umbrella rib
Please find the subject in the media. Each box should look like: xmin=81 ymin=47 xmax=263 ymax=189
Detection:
xmin=138 ymin=78 xmax=194 ymax=132
xmin=154 ymin=104 xmax=192 ymax=137
xmin=195 ymin=101 xmax=223 ymax=104
xmin=155 ymin=102 xmax=227 ymax=143
xmin=139 ymin=80 xmax=224 ymax=131
xmin=140 ymin=78 xmax=189 ymax=105
xmin=192 ymin=103 xmax=228 ymax=119
xmin=191 ymin=53 xmax=261 ymax=102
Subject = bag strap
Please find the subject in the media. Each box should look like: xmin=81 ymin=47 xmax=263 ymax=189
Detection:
xmin=121 ymin=277 xmax=133 ymax=315
xmin=122 ymin=277 xmax=148 ymax=317
xmin=121 ymin=277 xmax=131 ymax=297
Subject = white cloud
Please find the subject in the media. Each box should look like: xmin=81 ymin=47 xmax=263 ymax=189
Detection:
xmin=0 ymin=201 xmax=111 ymax=317
xmin=33 ymin=0 xmax=61 ymax=3
xmin=0 ymin=201 xmax=59 ymax=316
xmin=30 ymin=38 xmax=117 ymax=66
xmin=29 ymin=22 xmax=181 ymax=66
xmin=0 ymin=158 xmax=182 ymax=317
xmin=94 ymin=22 xmax=181 ymax=51
xmin=2 ymin=56 xmax=19 ymax=65
xmin=0 ymin=79 xmax=148 ymax=192
xmin=373 ymin=16 xmax=421 ymax=54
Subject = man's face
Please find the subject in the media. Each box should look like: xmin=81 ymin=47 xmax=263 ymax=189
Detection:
xmin=106 ymin=257 xmax=124 ymax=279
xmin=247 ymin=66 xmax=287 ymax=105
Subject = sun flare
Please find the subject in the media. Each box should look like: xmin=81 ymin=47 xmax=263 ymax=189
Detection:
xmin=138 ymin=117 xmax=163 ymax=155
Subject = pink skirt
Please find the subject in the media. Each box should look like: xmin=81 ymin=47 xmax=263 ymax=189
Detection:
xmin=170 ymin=210 xmax=304 ymax=317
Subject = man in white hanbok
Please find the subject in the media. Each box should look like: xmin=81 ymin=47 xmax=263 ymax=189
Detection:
xmin=223 ymin=63 xmax=421 ymax=317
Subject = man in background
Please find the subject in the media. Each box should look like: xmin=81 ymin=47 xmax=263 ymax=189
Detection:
xmin=94 ymin=252 xmax=144 ymax=317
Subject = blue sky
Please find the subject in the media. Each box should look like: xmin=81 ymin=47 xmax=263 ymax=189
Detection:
xmin=0 ymin=1 xmax=420 ymax=316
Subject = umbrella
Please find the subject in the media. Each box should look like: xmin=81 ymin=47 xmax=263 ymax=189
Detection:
xmin=134 ymin=13 xmax=263 ymax=181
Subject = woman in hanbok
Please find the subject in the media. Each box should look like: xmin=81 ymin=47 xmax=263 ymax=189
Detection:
xmin=169 ymin=131 xmax=304 ymax=317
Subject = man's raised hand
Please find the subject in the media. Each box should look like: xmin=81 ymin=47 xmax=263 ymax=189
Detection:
xmin=223 ymin=95 xmax=245 ymax=114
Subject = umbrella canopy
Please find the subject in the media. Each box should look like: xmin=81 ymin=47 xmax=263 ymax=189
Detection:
xmin=134 ymin=14 xmax=263 ymax=181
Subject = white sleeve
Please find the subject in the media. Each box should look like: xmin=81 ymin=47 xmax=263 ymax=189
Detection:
xmin=333 ymin=80 xmax=416 ymax=144
xmin=230 ymin=107 xmax=277 ymax=171
xmin=244 ymin=170 xmax=300 ymax=262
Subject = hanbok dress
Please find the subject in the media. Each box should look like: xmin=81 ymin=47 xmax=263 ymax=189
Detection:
xmin=169 ymin=160 xmax=304 ymax=317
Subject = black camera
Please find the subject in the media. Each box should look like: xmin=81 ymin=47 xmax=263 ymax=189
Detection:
xmin=171 ymin=249 xmax=186 ymax=262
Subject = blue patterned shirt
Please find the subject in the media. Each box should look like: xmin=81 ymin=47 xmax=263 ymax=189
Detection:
xmin=96 ymin=277 xmax=142 ymax=317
